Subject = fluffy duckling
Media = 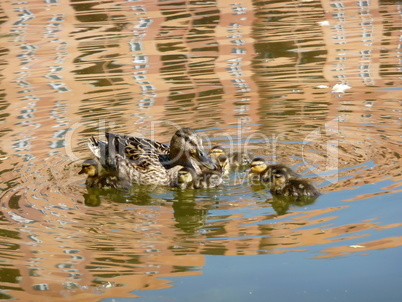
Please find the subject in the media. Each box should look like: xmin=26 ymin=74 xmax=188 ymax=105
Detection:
xmin=230 ymin=151 xmax=253 ymax=167
xmin=248 ymin=158 xmax=300 ymax=184
xmin=176 ymin=153 xmax=228 ymax=189
xmin=209 ymin=146 xmax=229 ymax=175
xmin=209 ymin=145 xmax=252 ymax=169
xmin=214 ymin=154 xmax=230 ymax=175
xmin=209 ymin=145 xmax=227 ymax=159
xmin=270 ymin=169 xmax=320 ymax=197
xmin=176 ymin=167 xmax=223 ymax=189
xmin=78 ymin=159 xmax=130 ymax=189
xmin=176 ymin=167 xmax=193 ymax=189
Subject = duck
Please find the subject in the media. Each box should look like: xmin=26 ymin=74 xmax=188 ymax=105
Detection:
xmin=209 ymin=145 xmax=227 ymax=159
xmin=230 ymin=150 xmax=252 ymax=167
xmin=175 ymin=152 xmax=228 ymax=189
xmin=216 ymin=154 xmax=230 ymax=175
xmin=209 ymin=145 xmax=252 ymax=169
xmin=87 ymin=128 xmax=216 ymax=187
xmin=270 ymin=169 xmax=321 ymax=197
xmin=175 ymin=167 xmax=223 ymax=189
xmin=78 ymin=158 xmax=130 ymax=189
xmin=209 ymin=151 xmax=230 ymax=175
xmin=248 ymin=158 xmax=300 ymax=185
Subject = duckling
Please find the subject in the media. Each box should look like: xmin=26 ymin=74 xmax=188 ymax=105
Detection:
xmin=230 ymin=151 xmax=253 ymax=167
xmin=208 ymin=145 xmax=230 ymax=175
xmin=209 ymin=145 xmax=227 ymax=159
xmin=217 ymin=154 xmax=230 ymax=174
xmin=209 ymin=145 xmax=251 ymax=169
xmin=78 ymin=158 xmax=130 ymax=189
xmin=176 ymin=153 xmax=228 ymax=189
xmin=209 ymin=153 xmax=230 ymax=176
xmin=176 ymin=167 xmax=195 ymax=189
xmin=87 ymin=128 xmax=216 ymax=187
xmin=248 ymin=158 xmax=300 ymax=185
xmin=270 ymin=169 xmax=320 ymax=197
xmin=176 ymin=167 xmax=223 ymax=189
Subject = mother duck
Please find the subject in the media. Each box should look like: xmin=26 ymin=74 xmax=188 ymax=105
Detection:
xmin=87 ymin=128 xmax=216 ymax=187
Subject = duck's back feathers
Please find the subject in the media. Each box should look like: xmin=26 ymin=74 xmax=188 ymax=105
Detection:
xmin=107 ymin=133 xmax=169 ymax=156
xmin=271 ymin=178 xmax=321 ymax=197
xmin=261 ymin=164 xmax=300 ymax=182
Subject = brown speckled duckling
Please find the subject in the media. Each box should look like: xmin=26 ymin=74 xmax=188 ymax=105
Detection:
xmin=79 ymin=159 xmax=130 ymax=189
xmin=215 ymin=154 xmax=230 ymax=175
xmin=209 ymin=146 xmax=230 ymax=175
xmin=176 ymin=167 xmax=223 ymax=189
xmin=209 ymin=145 xmax=252 ymax=169
xmin=248 ymin=158 xmax=300 ymax=184
xmin=176 ymin=151 xmax=229 ymax=189
xmin=209 ymin=145 xmax=227 ymax=159
xmin=270 ymin=168 xmax=320 ymax=197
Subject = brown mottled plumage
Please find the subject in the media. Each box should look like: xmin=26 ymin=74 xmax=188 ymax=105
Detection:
xmin=270 ymin=169 xmax=320 ymax=197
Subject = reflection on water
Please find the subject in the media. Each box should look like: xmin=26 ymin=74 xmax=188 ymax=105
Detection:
xmin=0 ymin=0 xmax=401 ymax=300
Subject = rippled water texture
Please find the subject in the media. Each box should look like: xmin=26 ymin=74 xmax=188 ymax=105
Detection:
xmin=0 ymin=0 xmax=401 ymax=301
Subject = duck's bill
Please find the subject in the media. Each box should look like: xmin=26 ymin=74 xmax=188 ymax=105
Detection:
xmin=194 ymin=150 xmax=217 ymax=170
xmin=78 ymin=168 xmax=86 ymax=175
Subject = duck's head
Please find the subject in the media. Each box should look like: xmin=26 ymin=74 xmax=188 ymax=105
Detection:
xmin=170 ymin=128 xmax=216 ymax=171
xmin=209 ymin=145 xmax=227 ymax=159
xmin=78 ymin=159 xmax=100 ymax=177
xmin=177 ymin=167 xmax=194 ymax=186
xmin=216 ymin=154 xmax=230 ymax=174
xmin=271 ymin=169 xmax=288 ymax=187
xmin=249 ymin=158 xmax=268 ymax=174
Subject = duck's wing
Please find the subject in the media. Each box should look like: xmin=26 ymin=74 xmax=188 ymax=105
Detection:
xmin=105 ymin=133 xmax=178 ymax=185
xmin=108 ymin=133 xmax=175 ymax=169
xmin=88 ymin=136 xmax=102 ymax=159
xmin=106 ymin=132 xmax=169 ymax=155
xmin=114 ymin=153 xmax=182 ymax=186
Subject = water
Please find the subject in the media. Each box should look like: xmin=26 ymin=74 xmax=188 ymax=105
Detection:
xmin=0 ymin=0 xmax=401 ymax=301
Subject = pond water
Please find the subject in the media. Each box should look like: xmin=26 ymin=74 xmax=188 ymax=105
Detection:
xmin=0 ymin=0 xmax=401 ymax=301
